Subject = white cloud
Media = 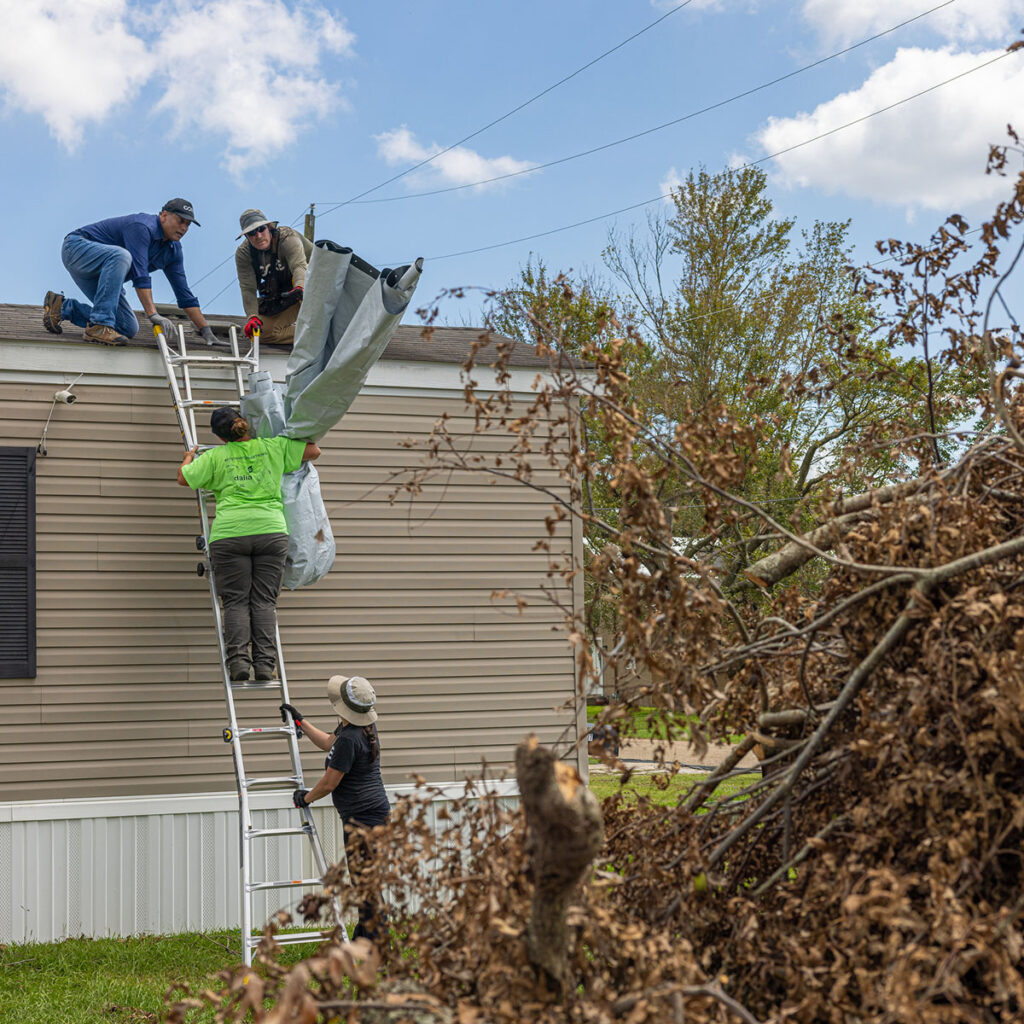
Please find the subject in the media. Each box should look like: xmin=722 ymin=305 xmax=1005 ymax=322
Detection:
xmin=0 ymin=0 xmax=353 ymax=174
xmin=0 ymin=0 xmax=150 ymax=147
xmin=374 ymin=127 xmax=537 ymax=191
xmin=659 ymin=166 xmax=685 ymax=202
xmin=756 ymin=46 xmax=1024 ymax=212
xmin=802 ymin=0 xmax=1024 ymax=47
xmin=149 ymin=0 xmax=355 ymax=177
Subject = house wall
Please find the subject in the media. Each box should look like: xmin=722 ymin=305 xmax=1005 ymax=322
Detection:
xmin=0 ymin=781 xmax=519 ymax=945
xmin=0 ymin=341 xmax=584 ymax=941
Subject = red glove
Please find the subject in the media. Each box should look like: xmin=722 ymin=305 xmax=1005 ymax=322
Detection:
xmin=281 ymin=285 xmax=303 ymax=304
xmin=243 ymin=315 xmax=263 ymax=339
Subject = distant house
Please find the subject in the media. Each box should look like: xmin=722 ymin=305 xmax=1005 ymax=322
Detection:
xmin=0 ymin=304 xmax=584 ymax=943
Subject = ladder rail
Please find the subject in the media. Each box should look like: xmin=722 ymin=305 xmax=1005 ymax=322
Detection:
xmin=177 ymin=323 xmax=200 ymax=448
xmin=153 ymin=322 xmax=341 ymax=965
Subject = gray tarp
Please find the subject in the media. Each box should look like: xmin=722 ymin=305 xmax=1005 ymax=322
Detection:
xmin=241 ymin=242 xmax=422 ymax=589
xmin=283 ymin=245 xmax=424 ymax=440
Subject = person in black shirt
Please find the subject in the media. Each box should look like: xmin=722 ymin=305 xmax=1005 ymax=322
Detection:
xmin=283 ymin=674 xmax=390 ymax=941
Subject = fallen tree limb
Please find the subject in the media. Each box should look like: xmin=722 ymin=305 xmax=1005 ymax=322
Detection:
xmin=713 ymin=531 xmax=1024 ymax=868
xmin=757 ymin=702 xmax=835 ymax=730
xmin=741 ymin=481 xmax=934 ymax=589
xmin=611 ymin=982 xmax=763 ymax=1023
xmin=751 ymin=814 xmax=852 ymax=896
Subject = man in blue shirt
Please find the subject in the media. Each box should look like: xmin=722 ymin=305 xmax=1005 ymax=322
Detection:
xmin=42 ymin=198 xmax=217 ymax=347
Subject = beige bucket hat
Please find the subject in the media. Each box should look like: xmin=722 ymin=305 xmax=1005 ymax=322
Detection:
xmin=326 ymin=675 xmax=378 ymax=725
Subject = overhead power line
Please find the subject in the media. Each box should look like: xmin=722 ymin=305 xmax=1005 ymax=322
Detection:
xmin=192 ymin=252 xmax=235 ymax=289
xmin=426 ymin=49 xmax=1018 ymax=262
xmin=314 ymin=0 xmax=960 ymax=208
xmin=195 ymin=0 xmax=696 ymax=301
xmin=316 ymin=0 xmax=698 ymax=219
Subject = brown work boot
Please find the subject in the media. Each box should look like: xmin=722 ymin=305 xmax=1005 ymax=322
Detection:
xmin=42 ymin=291 xmax=64 ymax=334
xmin=83 ymin=322 xmax=129 ymax=346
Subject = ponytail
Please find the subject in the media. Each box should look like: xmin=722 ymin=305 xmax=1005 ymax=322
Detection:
xmin=363 ymin=724 xmax=380 ymax=762
xmin=228 ymin=416 xmax=250 ymax=441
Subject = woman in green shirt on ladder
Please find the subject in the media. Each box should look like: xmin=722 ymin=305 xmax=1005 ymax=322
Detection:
xmin=177 ymin=406 xmax=321 ymax=682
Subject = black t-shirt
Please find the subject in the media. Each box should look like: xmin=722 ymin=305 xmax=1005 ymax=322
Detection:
xmin=326 ymin=723 xmax=390 ymax=825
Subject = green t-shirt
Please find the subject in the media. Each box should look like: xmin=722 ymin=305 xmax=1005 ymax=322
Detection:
xmin=182 ymin=436 xmax=306 ymax=542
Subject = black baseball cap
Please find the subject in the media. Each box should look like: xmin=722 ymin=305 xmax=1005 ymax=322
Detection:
xmin=162 ymin=198 xmax=201 ymax=226
xmin=210 ymin=406 xmax=240 ymax=440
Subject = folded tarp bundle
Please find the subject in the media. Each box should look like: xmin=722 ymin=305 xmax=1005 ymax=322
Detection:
xmin=241 ymin=241 xmax=423 ymax=589
xmin=242 ymin=370 xmax=336 ymax=590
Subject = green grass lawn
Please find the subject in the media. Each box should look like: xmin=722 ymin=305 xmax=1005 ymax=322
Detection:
xmin=587 ymin=705 xmax=744 ymax=744
xmin=0 ymin=930 xmax=318 ymax=1024
xmin=588 ymin=770 xmax=759 ymax=806
xmin=0 ymin=770 xmax=757 ymax=1023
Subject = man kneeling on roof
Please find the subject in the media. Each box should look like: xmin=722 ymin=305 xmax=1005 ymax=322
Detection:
xmin=42 ymin=198 xmax=217 ymax=347
xmin=234 ymin=208 xmax=313 ymax=348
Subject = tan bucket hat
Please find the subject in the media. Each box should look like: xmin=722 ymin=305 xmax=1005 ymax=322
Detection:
xmin=236 ymin=208 xmax=276 ymax=239
xmin=326 ymin=675 xmax=378 ymax=725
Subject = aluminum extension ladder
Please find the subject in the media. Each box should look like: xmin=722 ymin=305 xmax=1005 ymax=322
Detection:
xmin=153 ymin=323 xmax=339 ymax=965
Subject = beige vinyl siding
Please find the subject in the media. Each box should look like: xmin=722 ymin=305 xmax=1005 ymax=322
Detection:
xmin=0 ymin=378 xmax=581 ymax=800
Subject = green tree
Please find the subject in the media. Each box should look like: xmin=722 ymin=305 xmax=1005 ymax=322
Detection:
xmin=488 ymin=166 xmax=969 ymax=588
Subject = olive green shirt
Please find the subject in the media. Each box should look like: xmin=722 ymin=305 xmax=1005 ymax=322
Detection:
xmin=234 ymin=225 xmax=314 ymax=317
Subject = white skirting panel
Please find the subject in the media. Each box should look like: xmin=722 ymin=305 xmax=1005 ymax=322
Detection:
xmin=0 ymin=781 xmax=519 ymax=944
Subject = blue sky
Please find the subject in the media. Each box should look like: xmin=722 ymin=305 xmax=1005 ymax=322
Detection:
xmin=3 ymin=0 xmax=1024 ymax=327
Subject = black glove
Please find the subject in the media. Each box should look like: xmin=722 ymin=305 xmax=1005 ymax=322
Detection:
xmin=280 ymin=702 xmax=304 ymax=737
xmin=280 ymin=702 xmax=304 ymax=723
xmin=292 ymin=788 xmax=310 ymax=809
xmin=278 ymin=285 xmax=303 ymax=311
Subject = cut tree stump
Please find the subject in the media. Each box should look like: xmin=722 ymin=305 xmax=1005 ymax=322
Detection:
xmin=515 ymin=736 xmax=604 ymax=997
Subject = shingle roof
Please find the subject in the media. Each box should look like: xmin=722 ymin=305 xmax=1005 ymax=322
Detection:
xmin=0 ymin=302 xmax=551 ymax=368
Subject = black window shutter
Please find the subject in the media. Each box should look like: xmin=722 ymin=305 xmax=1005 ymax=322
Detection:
xmin=0 ymin=447 xmax=36 ymax=678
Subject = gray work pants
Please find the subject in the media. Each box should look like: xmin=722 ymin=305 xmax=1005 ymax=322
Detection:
xmin=209 ymin=533 xmax=289 ymax=671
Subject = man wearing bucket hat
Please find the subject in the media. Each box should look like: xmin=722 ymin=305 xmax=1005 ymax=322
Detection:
xmin=234 ymin=208 xmax=314 ymax=347
xmin=42 ymin=199 xmax=217 ymax=346
xmin=281 ymin=675 xmax=391 ymax=941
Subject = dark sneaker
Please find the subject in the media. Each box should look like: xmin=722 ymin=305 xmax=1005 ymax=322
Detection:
xmin=43 ymin=291 xmax=64 ymax=334
xmin=254 ymin=665 xmax=277 ymax=682
xmin=83 ymin=322 xmax=128 ymax=346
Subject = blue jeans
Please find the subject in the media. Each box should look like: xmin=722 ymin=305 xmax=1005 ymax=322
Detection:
xmin=60 ymin=234 xmax=140 ymax=338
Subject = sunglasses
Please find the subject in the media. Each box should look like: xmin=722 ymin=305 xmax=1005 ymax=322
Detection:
xmin=245 ymin=225 xmax=270 ymax=239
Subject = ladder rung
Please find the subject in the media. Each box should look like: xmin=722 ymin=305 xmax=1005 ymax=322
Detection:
xmin=245 ymin=930 xmax=333 ymax=948
xmin=230 ymin=680 xmax=284 ymax=692
xmin=245 ymin=825 xmax=313 ymax=840
xmin=242 ymin=775 xmax=301 ymax=789
xmin=236 ymin=726 xmax=294 ymax=739
xmin=168 ymin=355 xmax=256 ymax=366
xmin=247 ymin=877 xmax=324 ymax=892
xmin=181 ymin=398 xmax=240 ymax=409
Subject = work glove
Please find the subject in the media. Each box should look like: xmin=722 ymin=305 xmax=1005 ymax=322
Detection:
xmin=292 ymin=788 xmax=310 ymax=809
xmin=199 ymin=326 xmax=217 ymax=346
xmin=243 ymin=315 xmax=263 ymax=339
xmin=278 ymin=285 xmax=303 ymax=311
xmin=149 ymin=313 xmax=176 ymax=339
xmin=280 ymin=702 xmax=304 ymax=737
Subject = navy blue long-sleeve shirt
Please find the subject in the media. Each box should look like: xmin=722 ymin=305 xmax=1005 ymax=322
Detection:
xmin=70 ymin=213 xmax=200 ymax=309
